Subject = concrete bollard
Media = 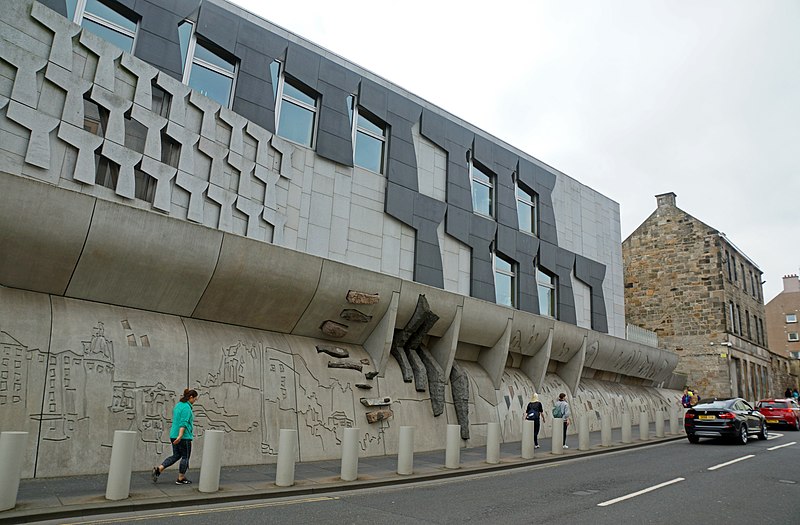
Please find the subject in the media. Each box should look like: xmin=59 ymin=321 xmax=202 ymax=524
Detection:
xmin=655 ymin=410 xmax=665 ymax=438
xmin=521 ymin=420 xmax=535 ymax=459
xmin=340 ymin=427 xmax=360 ymax=482
xmin=670 ymin=407 xmax=680 ymax=435
xmin=445 ymin=424 xmax=461 ymax=469
xmin=199 ymin=430 xmax=224 ymax=493
xmin=486 ymin=422 xmax=500 ymax=464
xmin=276 ymin=429 xmax=297 ymax=487
xmin=621 ymin=412 xmax=632 ymax=443
xmin=397 ymin=426 xmax=414 ymax=475
xmin=105 ymin=430 xmax=137 ymax=501
xmin=0 ymin=431 xmax=27 ymax=511
xmin=639 ymin=412 xmax=649 ymax=441
xmin=551 ymin=417 xmax=564 ymax=454
xmin=578 ymin=414 xmax=590 ymax=451
xmin=601 ymin=416 xmax=612 ymax=447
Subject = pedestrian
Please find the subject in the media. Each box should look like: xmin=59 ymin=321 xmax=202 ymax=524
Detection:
xmin=793 ymin=389 xmax=799 ymax=402
xmin=152 ymin=388 xmax=198 ymax=485
xmin=553 ymin=392 xmax=571 ymax=448
xmin=785 ymin=387 xmax=792 ymax=398
xmin=524 ymin=393 xmax=546 ymax=448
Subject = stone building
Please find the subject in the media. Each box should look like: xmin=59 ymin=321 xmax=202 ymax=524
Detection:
xmin=623 ymin=192 xmax=790 ymax=401
xmin=765 ymin=275 xmax=800 ymax=389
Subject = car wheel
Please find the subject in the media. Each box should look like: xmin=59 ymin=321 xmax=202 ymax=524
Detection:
xmin=758 ymin=422 xmax=768 ymax=440
xmin=736 ymin=424 xmax=748 ymax=445
xmin=687 ymin=435 xmax=699 ymax=444
xmin=795 ymin=419 xmax=800 ymax=432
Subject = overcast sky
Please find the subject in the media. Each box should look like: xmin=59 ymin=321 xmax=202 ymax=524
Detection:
xmin=235 ymin=0 xmax=800 ymax=302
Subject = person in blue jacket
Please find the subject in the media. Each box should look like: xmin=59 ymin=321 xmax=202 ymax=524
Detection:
xmin=152 ymin=388 xmax=198 ymax=485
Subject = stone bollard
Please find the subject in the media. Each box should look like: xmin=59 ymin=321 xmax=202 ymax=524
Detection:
xmin=105 ymin=430 xmax=137 ymax=501
xmin=601 ymin=416 xmax=612 ymax=447
xmin=578 ymin=414 xmax=590 ymax=451
xmin=397 ymin=426 xmax=414 ymax=475
xmin=445 ymin=424 xmax=461 ymax=469
xmin=340 ymin=427 xmax=360 ymax=482
xmin=551 ymin=417 xmax=564 ymax=454
xmin=655 ymin=410 xmax=665 ymax=438
xmin=670 ymin=407 xmax=680 ymax=435
xmin=198 ymin=430 xmax=224 ymax=493
xmin=521 ymin=420 xmax=535 ymax=459
xmin=639 ymin=412 xmax=649 ymax=441
xmin=0 ymin=431 xmax=27 ymax=511
xmin=486 ymin=422 xmax=500 ymax=464
xmin=621 ymin=412 xmax=632 ymax=443
xmin=276 ymin=429 xmax=297 ymax=487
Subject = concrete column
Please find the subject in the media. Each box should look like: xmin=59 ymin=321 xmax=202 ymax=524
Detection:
xmin=655 ymin=410 xmax=665 ymax=438
xmin=397 ymin=426 xmax=414 ymax=475
xmin=521 ymin=420 xmax=535 ymax=459
xmin=601 ymin=416 xmax=612 ymax=446
xmin=486 ymin=423 xmax=500 ymax=464
xmin=621 ymin=412 xmax=632 ymax=443
xmin=0 ymin=432 xmax=27 ymax=511
xmin=105 ymin=430 xmax=137 ymax=501
xmin=276 ymin=429 xmax=297 ymax=487
xmin=199 ymin=430 xmax=224 ymax=493
xmin=551 ymin=417 xmax=564 ymax=454
xmin=639 ymin=412 xmax=649 ymax=441
xmin=578 ymin=414 xmax=590 ymax=451
xmin=445 ymin=424 xmax=461 ymax=469
xmin=340 ymin=427 xmax=360 ymax=482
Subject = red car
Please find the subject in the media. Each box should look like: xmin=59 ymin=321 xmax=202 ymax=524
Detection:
xmin=755 ymin=398 xmax=800 ymax=431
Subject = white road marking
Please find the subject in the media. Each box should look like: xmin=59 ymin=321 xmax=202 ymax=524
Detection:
xmin=597 ymin=477 xmax=684 ymax=507
xmin=707 ymin=455 xmax=754 ymax=470
xmin=767 ymin=432 xmax=783 ymax=440
xmin=767 ymin=441 xmax=796 ymax=451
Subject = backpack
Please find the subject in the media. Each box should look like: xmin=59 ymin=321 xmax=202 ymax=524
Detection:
xmin=552 ymin=403 xmax=564 ymax=418
xmin=525 ymin=403 xmax=540 ymax=421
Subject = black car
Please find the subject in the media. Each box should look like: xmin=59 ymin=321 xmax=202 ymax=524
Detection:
xmin=684 ymin=397 xmax=768 ymax=444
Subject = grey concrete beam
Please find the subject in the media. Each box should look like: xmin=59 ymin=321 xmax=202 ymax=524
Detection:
xmin=520 ymin=327 xmax=552 ymax=392
xmin=363 ymin=290 xmax=399 ymax=377
xmin=5 ymin=101 xmax=58 ymax=169
xmin=31 ymin=1 xmax=80 ymax=71
xmin=57 ymin=122 xmax=103 ymax=185
xmin=78 ymin=30 xmax=121 ymax=91
xmin=428 ymin=305 xmax=461 ymax=380
xmin=478 ymin=317 xmax=513 ymax=389
xmin=556 ymin=335 xmax=587 ymax=395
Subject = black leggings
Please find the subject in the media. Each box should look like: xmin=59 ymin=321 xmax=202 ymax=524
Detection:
xmin=162 ymin=439 xmax=192 ymax=474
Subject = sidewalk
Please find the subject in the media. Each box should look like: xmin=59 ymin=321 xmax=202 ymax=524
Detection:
xmin=2 ymin=428 xmax=685 ymax=524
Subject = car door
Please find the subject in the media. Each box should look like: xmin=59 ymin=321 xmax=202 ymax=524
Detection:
xmin=741 ymin=400 xmax=759 ymax=432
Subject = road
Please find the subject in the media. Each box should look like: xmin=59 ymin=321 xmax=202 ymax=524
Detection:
xmin=48 ymin=432 xmax=799 ymax=525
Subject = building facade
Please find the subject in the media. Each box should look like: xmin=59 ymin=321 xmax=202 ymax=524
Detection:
xmin=1 ymin=0 xmax=680 ymax=478
xmin=765 ymin=275 xmax=800 ymax=388
xmin=623 ymin=192 xmax=791 ymax=401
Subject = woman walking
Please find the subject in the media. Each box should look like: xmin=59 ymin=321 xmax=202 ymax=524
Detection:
xmin=554 ymin=392 xmax=571 ymax=448
xmin=153 ymin=388 xmax=198 ymax=485
xmin=524 ymin=393 xmax=546 ymax=448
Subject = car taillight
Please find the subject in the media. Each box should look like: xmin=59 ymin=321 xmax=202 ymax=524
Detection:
xmin=684 ymin=412 xmax=695 ymax=419
xmin=718 ymin=412 xmax=736 ymax=419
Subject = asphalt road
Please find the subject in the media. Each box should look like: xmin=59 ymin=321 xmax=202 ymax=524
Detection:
xmin=48 ymin=431 xmax=800 ymax=525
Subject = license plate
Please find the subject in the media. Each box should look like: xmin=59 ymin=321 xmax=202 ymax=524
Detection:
xmin=698 ymin=415 xmax=715 ymax=420
xmin=766 ymin=419 xmax=779 ymax=424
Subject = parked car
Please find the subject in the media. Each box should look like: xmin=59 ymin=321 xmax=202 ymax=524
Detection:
xmin=684 ymin=397 xmax=768 ymax=444
xmin=755 ymin=398 xmax=800 ymax=431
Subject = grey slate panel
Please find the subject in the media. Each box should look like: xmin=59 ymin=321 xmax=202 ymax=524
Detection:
xmin=196 ymin=1 xmax=239 ymax=53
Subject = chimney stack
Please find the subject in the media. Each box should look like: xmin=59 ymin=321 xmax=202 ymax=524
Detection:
xmin=783 ymin=274 xmax=800 ymax=293
xmin=655 ymin=192 xmax=677 ymax=208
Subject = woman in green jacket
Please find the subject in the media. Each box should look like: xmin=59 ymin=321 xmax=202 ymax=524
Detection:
xmin=152 ymin=388 xmax=198 ymax=485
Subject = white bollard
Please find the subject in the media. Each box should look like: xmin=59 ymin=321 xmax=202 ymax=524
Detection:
xmin=639 ymin=412 xmax=649 ymax=441
xmin=340 ymin=427 xmax=360 ymax=482
xmin=105 ymin=430 xmax=137 ymax=501
xmin=578 ymin=414 xmax=590 ymax=451
xmin=551 ymin=417 xmax=564 ymax=454
xmin=670 ymin=407 xmax=680 ymax=435
xmin=655 ymin=410 xmax=665 ymax=438
xmin=521 ymin=420 xmax=535 ymax=459
xmin=199 ymin=430 xmax=224 ymax=493
xmin=445 ymin=424 xmax=461 ymax=469
xmin=397 ymin=426 xmax=414 ymax=475
xmin=621 ymin=412 xmax=632 ymax=443
xmin=0 ymin=431 xmax=27 ymax=511
xmin=276 ymin=429 xmax=297 ymax=487
xmin=486 ymin=423 xmax=500 ymax=464
xmin=601 ymin=416 xmax=612 ymax=446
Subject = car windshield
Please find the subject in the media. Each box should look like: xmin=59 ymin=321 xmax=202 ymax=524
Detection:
xmin=760 ymin=402 xmax=788 ymax=408
xmin=694 ymin=400 xmax=731 ymax=409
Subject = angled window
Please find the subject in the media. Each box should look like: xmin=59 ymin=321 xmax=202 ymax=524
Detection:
xmin=536 ymin=266 xmax=557 ymax=317
xmin=515 ymin=180 xmax=538 ymax=235
xmin=67 ymin=0 xmax=137 ymax=53
xmin=179 ymin=21 xmax=237 ymax=107
xmin=270 ymin=60 xmax=319 ymax=148
xmin=346 ymin=95 xmax=387 ymax=173
xmin=470 ymin=159 xmax=494 ymax=217
xmin=493 ymin=253 xmax=516 ymax=307
xmin=789 ymin=332 xmax=799 ymax=342
xmin=787 ymin=314 xmax=797 ymax=324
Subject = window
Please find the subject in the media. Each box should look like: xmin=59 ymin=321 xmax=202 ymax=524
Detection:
xmin=179 ymin=21 xmax=236 ymax=107
xmin=469 ymin=159 xmax=494 ymax=217
xmin=732 ymin=255 xmax=738 ymax=282
xmin=493 ymin=253 xmax=516 ymax=307
xmin=725 ymin=250 xmax=732 ymax=280
xmin=789 ymin=332 xmax=799 ymax=342
xmin=515 ymin=181 xmax=538 ymax=235
xmin=728 ymin=302 xmax=735 ymax=333
xmin=67 ymin=0 xmax=137 ymax=53
xmin=347 ymin=95 xmax=387 ymax=173
xmin=787 ymin=314 xmax=797 ymax=324
xmin=270 ymin=60 xmax=319 ymax=148
xmin=745 ymin=310 xmax=751 ymax=340
xmin=735 ymin=304 xmax=742 ymax=335
xmin=536 ymin=266 xmax=557 ymax=317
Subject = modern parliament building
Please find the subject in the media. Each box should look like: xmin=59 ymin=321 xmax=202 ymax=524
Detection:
xmin=0 ymin=0 xmax=680 ymax=478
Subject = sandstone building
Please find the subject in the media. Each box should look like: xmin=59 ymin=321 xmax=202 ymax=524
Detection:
xmin=765 ymin=275 xmax=800 ymax=389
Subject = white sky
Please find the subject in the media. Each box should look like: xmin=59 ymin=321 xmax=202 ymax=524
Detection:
xmin=235 ymin=0 xmax=800 ymax=302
